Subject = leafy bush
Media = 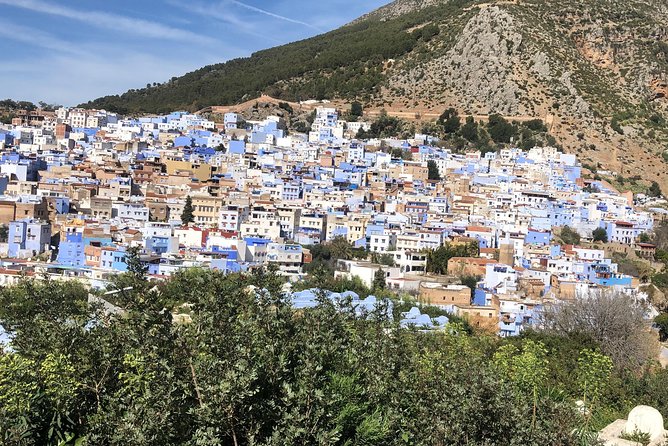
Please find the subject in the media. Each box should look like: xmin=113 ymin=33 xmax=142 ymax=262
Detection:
xmin=1 ymin=268 xmax=668 ymax=443
xmin=437 ymin=107 xmax=461 ymax=134
xmin=619 ymin=429 xmax=651 ymax=445
xmin=559 ymin=226 xmax=581 ymax=245
xmin=487 ymin=114 xmax=516 ymax=143
xmin=459 ymin=116 xmax=479 ymax=142
xmin=592 ymin=227 xmax=608 ymax=243
xmin=611 ymin=118 xmax=624 ymax=135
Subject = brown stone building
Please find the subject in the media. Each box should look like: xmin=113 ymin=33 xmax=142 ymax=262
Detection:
xmin=15 ymin=198 xmax=48 ymax=221
xmin=419 ymin=282 xmax=472 ymax=307
xmin=452 ymin=304 xmax=499 ymax=333
xmin=0 ymin=200 xmax=16 ymax=225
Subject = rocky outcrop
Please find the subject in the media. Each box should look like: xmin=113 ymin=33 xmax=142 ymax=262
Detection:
xmin=376 ymin=0 xmax=668 ymax=187
xmin=354 ymin=0 xmax=443 ymax=22
xmin=650 ymin=78 xmax=668 ymax=100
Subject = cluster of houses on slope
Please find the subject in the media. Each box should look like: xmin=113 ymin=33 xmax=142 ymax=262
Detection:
xmin=0 ymin=105 xmax=662 ymax=335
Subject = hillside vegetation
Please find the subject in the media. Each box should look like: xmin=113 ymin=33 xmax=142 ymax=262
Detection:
xmin=80 ymin=2 xmax=470 ymax=114
xmin=0 ymin=264 xmax=667 ymax=445
xmin=81 ymin=0 xmax=668 ymax=186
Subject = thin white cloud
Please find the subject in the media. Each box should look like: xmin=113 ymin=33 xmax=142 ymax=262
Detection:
xmin=0 ymin=0 xmax=217 ymax=45
xmin=167 ymin=0 xmax=283 ymax=44
xmin=229 ymin=0 xmax=323 ymax=31
xmin=175 ymin=0 xmax=248 ymax=28
xmin=0 ymin=20 xmax=88 ymax=57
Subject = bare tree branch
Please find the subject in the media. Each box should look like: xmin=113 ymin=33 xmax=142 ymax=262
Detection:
xmin=541 ymin=289 xmax=659 ymax=370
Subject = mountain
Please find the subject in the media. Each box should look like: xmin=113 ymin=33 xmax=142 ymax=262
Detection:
xmin=82 ymin=0 xmax=668 ymax=187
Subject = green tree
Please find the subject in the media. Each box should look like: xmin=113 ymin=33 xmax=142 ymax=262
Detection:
xmin=655 ymin=313 xmax=668 ymax=341
xmin=124 ymin=246 xmax=148 ymax=279
xmin=459 ymin=116 xmax=479 ymax=142
xmin=426 ymin=242 xmax=479 ymax=275
xmin=438 ymin=107 xmax=460 ymax=134
xmin=329 ymin=236 xmax=355 ymax=261
xmin=278 ymin=101 xmax=293 ymax=114
xmin=371 ymin=252 xmax=396 ymax=267
xmin=0 ymin=353 xmax=39 ymax=441
xmin=2 ymin=267 xmax=666 ymax=445
xmin=591 ymin=227 xmax=608 ymax=243
xmin=638 ymin=232 xmax=652 ymax=243
xmin=358 ymin=111 xmax=405 ymax=139
xmin=487 ymin=114 xmax=516 ymax=144
xmin=559 ymin=226 xmax=581 ymax=245
xmin=577 ymin=349 xmax=613 ymax=417
xmin=649 ymin=181 xmax=662 ymax=198
xmin=350 ymin=101 xmax=363 ymax=119
xmin=427 ymin=160 xmax=441 ymax=181
xmin=389 ymin=147 xmax=413 ymax=160
xmin=458 ymin=275 xmax=480 ymax=300
xmin=494 ymin=340 xmax=548 ymax=431
xmin=181 ymin=196 xmax=195 ymax=225
xmin=524 ymin=119 xmax=547 ymax=132
xmin=373 ymin=268 xmax=387 ymax=291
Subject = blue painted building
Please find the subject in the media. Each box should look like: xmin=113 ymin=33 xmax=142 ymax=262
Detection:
xmin=56 ymin=232 xmax=85 ymax=267
xmin=145 ymin=236 xmax=178 ymax=255
xmin=100 ymin=247 xmax=128 ymax=272
xmin=229 ymin=140 xmax=246 ymax=155
xmin=8 ymin=219 xmax=51 ymax=258
xmin=525 ymin=229 xmax=552 ymax=245
xmin=588 ymin=262 xmax=632 ymax=287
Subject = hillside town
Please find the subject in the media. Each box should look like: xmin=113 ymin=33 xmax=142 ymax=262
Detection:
xmin=0 ymin=105 xmax=663 ymax=336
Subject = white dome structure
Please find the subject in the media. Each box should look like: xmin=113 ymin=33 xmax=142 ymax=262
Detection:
xmin=624 ymin=405 xmax=665 ymax=441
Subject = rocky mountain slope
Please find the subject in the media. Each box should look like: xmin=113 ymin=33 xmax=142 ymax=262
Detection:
xmin=82 ymin=0 xmax=668 ymax=187
xmin=375 ymin=0 xmax=668 ymax=187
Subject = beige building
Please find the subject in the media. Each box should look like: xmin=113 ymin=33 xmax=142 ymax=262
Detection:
xmin=90 ymin=197 xmax=112 ymax=220
xmin=164 ymin=159 xmax=216 ymax=182
xmin=16 ymin=198 xmax=49 ymax=221
xmin=0 ymin=201 xmax=16 ymax=225
xmin=240 ymin=207 xmax=281 ymax=239
xmin=300 ymin=213 xmax=327 ymax=242
xmin=276 ymin=206 xmax=302 ymax=240
xmin=346 ymin=214 xmax=370 ymax=245
xmin=192 ymin=195 xmax=224 ymax=227
xmin=452 ymin=305 xmax=499 ymax=333
xmin=419 ymin=283 xmax=472 ymax=307
xmin=324 ymin=213 xmax=369 ymax=244
xmin=5 ymin=181 xmax=37 ymax=196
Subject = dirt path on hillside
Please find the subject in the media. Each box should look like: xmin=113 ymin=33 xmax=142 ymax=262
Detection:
xmin=202 ymin=94 xmax=553 ymax=125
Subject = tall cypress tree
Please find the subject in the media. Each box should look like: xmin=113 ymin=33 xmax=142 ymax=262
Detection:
xmin=427 ymin=160 xmax=441 ymax=181
xmin=181 ymin=196 xmax=195 ymax=225
xmin=373 ymin=267 xmax=387 ymax=291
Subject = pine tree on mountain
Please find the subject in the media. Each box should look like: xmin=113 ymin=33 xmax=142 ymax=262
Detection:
xmin=438 ymin=108 xmax=460 ymax=134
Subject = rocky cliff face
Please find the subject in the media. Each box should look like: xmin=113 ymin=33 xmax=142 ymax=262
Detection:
xmin=371 ymin=0 xmax=668 ymax=187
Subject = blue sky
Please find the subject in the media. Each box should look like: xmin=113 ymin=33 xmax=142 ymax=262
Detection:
xmin=0 ymin=0 xmax=388 ymax=106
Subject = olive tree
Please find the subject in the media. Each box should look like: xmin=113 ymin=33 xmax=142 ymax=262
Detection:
xmin=541 ymin=290 xmax=658 ymax=370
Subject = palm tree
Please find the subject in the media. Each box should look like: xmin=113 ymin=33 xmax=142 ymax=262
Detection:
xmin=329 ymin=236 xmax=354 ymax=260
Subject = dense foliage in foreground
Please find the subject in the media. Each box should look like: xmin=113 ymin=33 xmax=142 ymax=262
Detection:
xmin=0 ymin=267 xmax=667 ymax=445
